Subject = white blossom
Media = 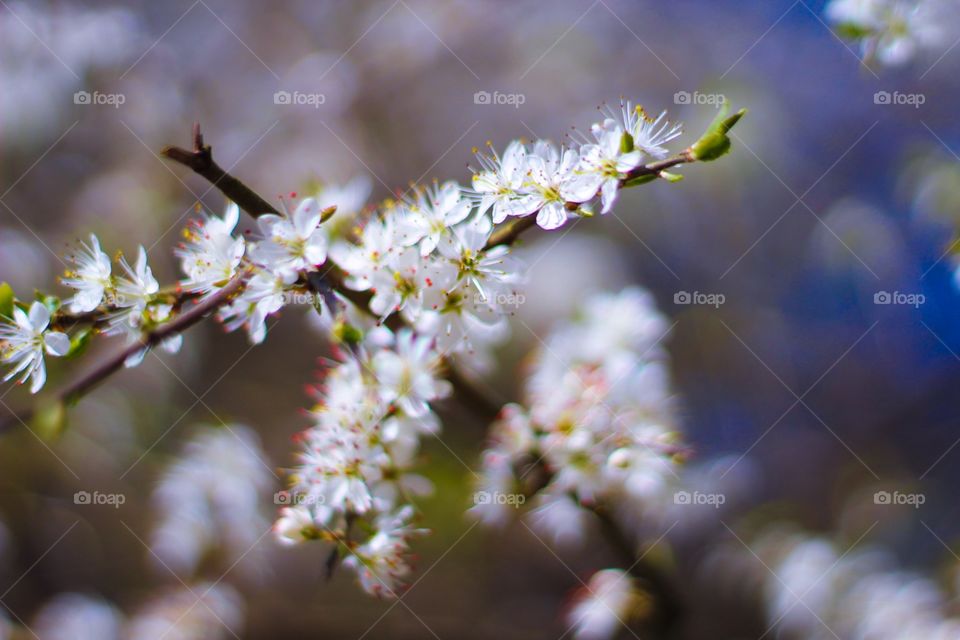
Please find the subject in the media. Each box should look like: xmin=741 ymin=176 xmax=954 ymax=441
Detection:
xmin=470 ymin=140 xmax=536 ymax=223
xmin=250 ymin=197 xmax=328 ymax=275
xmin=396 ymin=181 xmax=471 ymax=255
xmin=62 ymin=233 xmax=112 ymax=313
xmin=576 ymin=121 xmax=644 ymax=214
xmin=0 ymin=301 xmax=70 ymax=393
xmin=342 ymin=505 xmax=427 ymax=598
xmin=176 ymin=202 xmax=245 ymax=298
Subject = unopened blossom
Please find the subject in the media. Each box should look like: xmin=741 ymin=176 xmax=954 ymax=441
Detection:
xmin=567 ymin=569 xmax=642 ymax=640
xmin=250 ymin=196 xmax=327 ymax=275
xmin=396 ymin=181 xmax=471 ymax=256
xmin=0 ymin=301 xmax=70 ymax=393
xmin=62 ymin=233 xmax=112 ymax=313
xmin=176 ymin=202 xmax=245 ymax=298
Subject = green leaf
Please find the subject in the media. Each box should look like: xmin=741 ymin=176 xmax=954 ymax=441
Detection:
xmin=691 ymin=102 xmax=747 ymax=162
xmin=31 ymin=401 xmax=67 ymax=441
xmin=66 ymin=327 xmax=93 ymax=359
xmin=0 ymin=282 xmax=13 ymax=319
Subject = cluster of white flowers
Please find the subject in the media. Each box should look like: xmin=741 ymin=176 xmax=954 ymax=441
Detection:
xmin=274 ymin=317 xmax=444 ymax=596
xmin=150 ymin=425 xmax=274 ymax=577
xmin=742 ymin=525 xmax=960 ymax=639
xmin=1 ymin=101 xmax=686 ymax=401
xmin=469 ymin=287 xmax=683 ymax=535
xmin=471 ymin=102 xmax=681 ymax=228
xmin=0 ymin=101 xmax=698 ymax=604
xmin=826 ymin=0 xmax=959 ymax=66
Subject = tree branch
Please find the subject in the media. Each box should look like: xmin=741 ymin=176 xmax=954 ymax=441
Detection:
xmin=160 ymin=123 xmax=280 ymax=218
xmin=0 ymin=274 xmax=246 ymax=434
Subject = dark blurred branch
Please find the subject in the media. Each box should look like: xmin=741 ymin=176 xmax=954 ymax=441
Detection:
xmin=0 ymin=273 xmax=247 ymax=434
xmin=589 ymin=504 xmax=685 ymax=636
xmin=161 ymin=123 xmax=281 ymax=217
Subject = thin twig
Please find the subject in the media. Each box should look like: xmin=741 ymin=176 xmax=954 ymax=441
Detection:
xmin=161 ymin=123 xmax=281 ymax=217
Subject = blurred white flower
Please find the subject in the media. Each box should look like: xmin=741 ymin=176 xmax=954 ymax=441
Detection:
xmin=568 ymin=569 xmax=640 ymax=640
xmin=150 ymin=425 xmax=273 ymax=577
xmin=125 ymin=583 xmax=243 ymax=640
xmin=32 ymin=593 xmax=123 ymax=640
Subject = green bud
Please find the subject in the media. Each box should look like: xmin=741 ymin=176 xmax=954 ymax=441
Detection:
xmin=66 ymin=327 xmax=93 ymax=359
xmin=620 ymin=131 xmax=635 ymax=154
xmin=691 ymin=101 xmax=747 ymax=162
xmin=0 ymin=282 xmax=13 ymax=319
